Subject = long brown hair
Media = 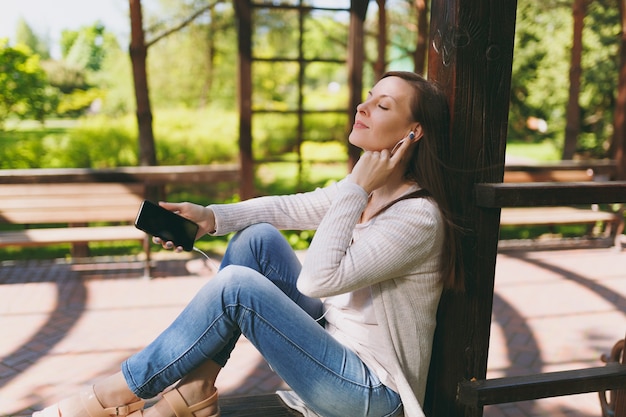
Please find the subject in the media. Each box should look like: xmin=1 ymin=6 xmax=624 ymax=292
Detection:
xmin=380 ymin=71 xmax=464 ymax=291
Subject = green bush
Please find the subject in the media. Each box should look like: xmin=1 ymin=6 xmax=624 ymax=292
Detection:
xmin=41 ymin=115 xmax=137 ymax=167
xmin=0 ymin=109 xmax=243 ymax=169
xmin=154 ymin=109 xmax=239 ymax=165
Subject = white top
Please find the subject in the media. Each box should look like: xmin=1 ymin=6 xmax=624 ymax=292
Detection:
xmin=323 ymin=220 xmax=397 ymax=391
xmin=210 ymin=177 xmax=444 ymax=417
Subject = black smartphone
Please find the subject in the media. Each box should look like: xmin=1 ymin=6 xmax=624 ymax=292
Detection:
xmin=134 ymin=200 xmax=199 ymax=252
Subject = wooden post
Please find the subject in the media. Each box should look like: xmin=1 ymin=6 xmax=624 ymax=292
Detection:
xmin=563 ymin=0 xmax=586 ymax=160
xmin=346 ymin=0 xmax=369 ymax=171
xmin=615 ymin=333 xmax=626 ymax=416
xmin=423 ymin=1 xmax=518 ymax=416
xmin=233 ymin=0 xmax=254 ymax=200
xmin=613 ymin=0 xmax=626 ymax=181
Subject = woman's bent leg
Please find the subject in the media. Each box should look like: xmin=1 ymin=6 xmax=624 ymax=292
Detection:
xmin=221 ymin=223 xmax=323 ymax=320
xmin=122 ymin=266 xmax=400 ymax=417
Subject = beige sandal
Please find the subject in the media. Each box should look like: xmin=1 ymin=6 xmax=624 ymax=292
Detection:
xmin=161 ymin=388 xmax=219 ymax=417
xmin=33 ymin=385 xmax=145 ymax=417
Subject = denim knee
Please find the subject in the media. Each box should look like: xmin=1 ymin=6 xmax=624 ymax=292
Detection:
xmin=223 ymin=223 xmax=284 ymax=262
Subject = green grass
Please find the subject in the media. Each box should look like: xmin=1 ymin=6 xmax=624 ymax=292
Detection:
xmin=0 ymin=242 xmax=144 ymax=263
xmin=499 ymin=224 xmax=593 ymax=241
xmin=505 ymin=140 xmax=561 ymax=162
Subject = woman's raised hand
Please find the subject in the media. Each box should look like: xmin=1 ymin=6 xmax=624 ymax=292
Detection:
xmin=153 ymin=202 xmax=216 ymax=251
xmin=349 ymin=133 xmax=415 ymax=194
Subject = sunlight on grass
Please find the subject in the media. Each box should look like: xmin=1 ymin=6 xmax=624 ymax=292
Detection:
xmin=506 ymin=140 xmax=561 ymax=162
xmin=4 ymin=118 xmax=79 ymax=130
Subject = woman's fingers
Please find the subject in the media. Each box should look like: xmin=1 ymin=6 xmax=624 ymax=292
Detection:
xmin=152 ymin=236 xmax=184 ymax=252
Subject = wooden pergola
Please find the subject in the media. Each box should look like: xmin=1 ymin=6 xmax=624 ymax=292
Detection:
xmin=224 ymin=1 xmax=626 ymax=416
xmin=232 ymin=0 xmax=367 ymax=200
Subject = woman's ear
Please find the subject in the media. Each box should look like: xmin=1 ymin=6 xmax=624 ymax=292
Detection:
xmin=412 ymin=124 xmax=424 ymax=141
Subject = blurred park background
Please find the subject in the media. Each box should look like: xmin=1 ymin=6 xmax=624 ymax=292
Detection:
xmin=0 ymin=0 xmax=623 ymax=260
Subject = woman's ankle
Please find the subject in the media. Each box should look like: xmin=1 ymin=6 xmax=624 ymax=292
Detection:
xmin=93 ymin=372 xmax=142 ymax=407
xmin=175 ymin=382 xmax=217 ymax=410
xmin=172 ymin=359 xmax=220 ymax=407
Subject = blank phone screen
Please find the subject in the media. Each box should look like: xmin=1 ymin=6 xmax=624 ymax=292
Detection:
xmin=134 ymin=200 xmax=199 ymax=251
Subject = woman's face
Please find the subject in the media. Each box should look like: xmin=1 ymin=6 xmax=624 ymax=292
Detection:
xmin=349 ymin=76 xmax=416 ymax=152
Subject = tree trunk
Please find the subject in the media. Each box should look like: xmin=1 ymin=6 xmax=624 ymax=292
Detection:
xmin=200 ymin=6 xmax=217 ymax=108
xmin=414 ymin=0 xmax=428 ymax=75
xmin=129 ymin=0 xmax=157 ymax=168
xmin=612 ymin=0 xmax=626 ymax=180
xmin=374 ymin=0 xmax=387 ymax=80
xmin=563 ymin=0 xmax=586 ymax=160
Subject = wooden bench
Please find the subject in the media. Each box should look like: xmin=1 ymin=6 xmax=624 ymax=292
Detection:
xmin=219 ymin=395 xmax=302 ymax=416
xmin=0 ymin=182 xmax=152 ymax=276
xmin=500 ymin=161 xmax=624 ymax=249
xmin=0 ymin=165 xmax=241 ymax=277
xmin=599 ymin=334 xmax=626 ymax=417
xmin=454 ymin=182 xmax=626 ymax=413
xmin=458 ymin=332 xmax=626 ymax=417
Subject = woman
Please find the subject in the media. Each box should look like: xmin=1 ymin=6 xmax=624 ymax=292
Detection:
xmin=33 ymin=71 xmax=463 ymax=417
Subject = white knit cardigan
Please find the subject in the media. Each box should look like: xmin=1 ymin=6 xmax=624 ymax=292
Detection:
xmin=209 ymin=177 xmax=444 ymax=417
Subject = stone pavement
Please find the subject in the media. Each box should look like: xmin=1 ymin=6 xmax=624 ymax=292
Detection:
xmin=1 ymin=247 xmax=625 ymax=417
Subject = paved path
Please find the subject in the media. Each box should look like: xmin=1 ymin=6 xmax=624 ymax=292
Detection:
xmin=1 ymin=247 xmax=625 ymax=417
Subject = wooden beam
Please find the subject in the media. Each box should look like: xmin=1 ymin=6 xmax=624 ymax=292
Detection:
xmin=475 ymin=181 xmax=626 ymax=208
xmin=457 ymin=363 xmax=626 ymax=407
xmin=424 ymin=1 xmax=518 ymax=416
xmin=0 ymin=165 xmax=240 ymax=185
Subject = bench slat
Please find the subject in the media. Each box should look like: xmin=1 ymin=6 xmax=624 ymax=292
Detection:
xmin=500 ymin=207 xmax=618 ymax=226
xmin=0 ymin=183 xmax=145 ymax=196
xmin=475 ymin=182 xmax=626 ymax=208
xmin=1 ymin=207 xmax=141 ymax=224
xmin=219 ymin=394 xmax=302 ymax=416
xmin=1 ymin=194 xmax=142 ymax=208
xmin=0 ymin=165 xmax=240 ymax=184
xmin=503 ymin=170 xmax=593 ymax=183
xmin=0 ymin=183 xmax=145 ymax=224
xmin=0 ymin=225 xmax=146 ymax=247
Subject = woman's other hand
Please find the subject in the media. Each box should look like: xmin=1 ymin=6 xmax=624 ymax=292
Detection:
xmin=153 ymin=202 xmax=216 ymax=251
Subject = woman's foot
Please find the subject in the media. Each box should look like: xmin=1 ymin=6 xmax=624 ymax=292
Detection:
xmin=141 ymin=359 xmax=221 ymax=417
xmin=33 ymin=385 xmax=144 ymax=417
xmin=33 ymin=373 xmax=144 ymax=417
xmin=140 ymin=388 xmax=219 ymax=417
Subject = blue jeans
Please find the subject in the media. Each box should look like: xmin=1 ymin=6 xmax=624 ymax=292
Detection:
xmin=122 ymin=223 xmax=402 ymax=417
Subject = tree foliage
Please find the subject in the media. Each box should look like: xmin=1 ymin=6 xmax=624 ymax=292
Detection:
xmin=2 ymin=0 xmax=624 ymax=161
xmin=15 ymin=18 xmax=50 ymax=60
xmin=509 ymin=0 xmax=620 ymax=158
xmin=147 ymin=2 xmax=238 ymax=108
xmin=0 ymin=39 xmax=56 ymax=128
xmin=60 ymin=22 xmax=120 ymax=72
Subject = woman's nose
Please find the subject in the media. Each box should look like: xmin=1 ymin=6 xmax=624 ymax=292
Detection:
xmin=356 ymin=102 xmax=367 ymax=114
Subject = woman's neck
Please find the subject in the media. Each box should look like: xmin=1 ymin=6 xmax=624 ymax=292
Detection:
xmin=361 ymin=178 xmax=416 ymax=223
xmin=372 ymin=177 xmax=414 ymax=201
